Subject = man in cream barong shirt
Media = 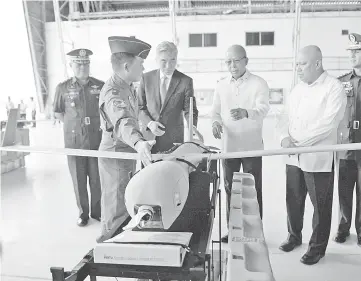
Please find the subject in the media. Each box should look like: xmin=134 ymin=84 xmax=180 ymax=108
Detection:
xmin=278 ymin=45 xmax=346 ymax=265
xmin=211 ymin=45 xmax=270 ymax=243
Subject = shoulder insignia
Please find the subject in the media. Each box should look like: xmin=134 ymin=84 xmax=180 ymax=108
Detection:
xmin=337 ymin=71 xmax=352 ymax=79
xmin=58 ymin=78 xmax=72 ymax=88
xmin=89 ymin=77 xmax=105 ymax=85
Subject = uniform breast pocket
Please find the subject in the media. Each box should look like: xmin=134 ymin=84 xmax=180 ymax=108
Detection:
xmin=64 ymin=95 xmax=80 ymax=118
xmin=346 ymin=90 xmax=354 ymax=108
xmin=89 ymin=94 xmax=100 ymax=116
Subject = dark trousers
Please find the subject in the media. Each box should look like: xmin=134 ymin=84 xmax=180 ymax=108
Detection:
xmin=223 ymin=157 xmax=263 ymax=224
xmin=67 ymin=156 xmax=101 ymax=220
xmin=337 ymin=159 xmax=361 ymax=236
xmin=286 ymin=165 xmax=334 ymax=255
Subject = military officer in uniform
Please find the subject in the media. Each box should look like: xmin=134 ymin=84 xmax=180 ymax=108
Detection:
xmin=335 ymin=33 xmax=361 ymax=247
xmin=97 ymin=36 xmax=155 ymax=243
xmin=53 ymin=49 xmax=104 ymax=227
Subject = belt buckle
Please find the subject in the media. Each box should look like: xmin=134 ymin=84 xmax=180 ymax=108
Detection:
xmin=353 ymin=120 xmax=359 ymax=130
xmin=84 ymin=117 xmax=90 ymax=125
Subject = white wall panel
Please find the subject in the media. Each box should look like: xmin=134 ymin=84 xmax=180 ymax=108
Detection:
xmin=44 ymin=11 xmax=361 ymax=104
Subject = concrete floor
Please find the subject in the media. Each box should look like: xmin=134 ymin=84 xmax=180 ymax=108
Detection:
xmin=1 ymin=115 xmax=360 ymax=281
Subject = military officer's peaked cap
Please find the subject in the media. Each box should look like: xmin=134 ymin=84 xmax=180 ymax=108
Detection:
xmin=108 ymin=36 xmax=151 ymax=59
xmin=347 ymin=33 xmax=361 ymax=50
xmin=67 ymin=48 xmax=93 ymax=64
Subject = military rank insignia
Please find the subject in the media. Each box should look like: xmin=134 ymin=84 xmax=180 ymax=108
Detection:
xmin=79 ymin=49 xmax=87 ymax=57
xmin=342 ymin=82 xmax=353 ymax=94
xmin=113 ymin=99 xmax=127 ymax=110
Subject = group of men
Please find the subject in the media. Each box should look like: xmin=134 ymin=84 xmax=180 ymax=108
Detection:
xmin=53 ymin=37 xmax=200 ymax=243
xmin=212 ymin=33 xmax=361 ymax=266
xmin=6 ymin=96 xmax=37 ymax=128
xmin=52 ymin=32 xmax=361 ymax=265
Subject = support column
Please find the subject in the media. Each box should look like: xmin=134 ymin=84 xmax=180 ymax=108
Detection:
xmin=291 ymin=0 xmax=302 ymax=89
xmin=169 ymin=0 xmax=178 ymax=45
xmin=53 ymin=0 xmax=69 ymax=80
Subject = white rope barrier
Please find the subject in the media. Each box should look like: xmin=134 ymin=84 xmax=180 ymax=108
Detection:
xmin=0 ymin=145 xmax=141 ymax=160
xmin=1 ymin=119 xmax=56 ymax=124
xmin=1 ymin=142 xmax=360 ymax=161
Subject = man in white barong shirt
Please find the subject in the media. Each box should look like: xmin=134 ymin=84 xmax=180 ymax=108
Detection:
xmin=211 ymin=45 xmax=270 ymax=243
xmin=278 ymin=45 xmax=346 ymax=265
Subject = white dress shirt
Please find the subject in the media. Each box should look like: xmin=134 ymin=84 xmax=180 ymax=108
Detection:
xmin=278 ymin=71 xmax=346 ymax=172
xmin=147 ymin=71 xmax=174 ymax=129
xmin=29 ymin=101 xmax=36 ymax=111
xmin=211 ymin=70 xmax=270 ymax=152
xmin=19 ymin=103 xmax=27 ymax=114
xmin=160 ymin=71 xmax=173 ymax=92
xmin=6 ymin=101 xmax=14 ymax=111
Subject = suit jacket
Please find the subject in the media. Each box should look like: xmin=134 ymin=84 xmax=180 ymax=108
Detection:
xmin=138 ymin=69 xmax=198 ymax=152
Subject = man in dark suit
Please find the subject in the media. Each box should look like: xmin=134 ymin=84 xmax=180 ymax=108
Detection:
xmin=138 ymin=41 xmax=200 ymax=153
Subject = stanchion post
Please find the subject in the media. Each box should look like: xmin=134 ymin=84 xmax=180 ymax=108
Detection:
xmin=188 ymin=97 xmax=193 ymax=142
xmin=218 ymin=188 xmax=222 ymax=281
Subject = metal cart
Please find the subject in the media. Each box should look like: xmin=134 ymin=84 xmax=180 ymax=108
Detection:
xmin=51 ymin=157 xmax=223 ymax=281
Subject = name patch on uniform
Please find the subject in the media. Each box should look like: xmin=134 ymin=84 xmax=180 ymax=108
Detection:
xmin=67 ymin=91 xmax=79 ymax=98
xmin=113 ymin=99 xmax=127 ymax=110
xmin=90 ymin=85 xmax=101 ymax=94
xmin=112 ymin=89 xmax=120 ymax=95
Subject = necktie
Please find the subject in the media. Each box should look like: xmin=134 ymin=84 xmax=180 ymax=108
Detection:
xmin=160 ymin=76 xmax=168 ymax=106
xmin=130 ymin=83 xmax=136 ymax=98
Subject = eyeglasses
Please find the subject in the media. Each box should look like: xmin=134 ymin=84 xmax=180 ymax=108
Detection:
xmin=224 ymin=57 xmax=246 ymax=66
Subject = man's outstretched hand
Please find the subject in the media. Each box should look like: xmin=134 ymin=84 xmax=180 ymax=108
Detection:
xmin=135 ymin=140 xmax=156 ymax=166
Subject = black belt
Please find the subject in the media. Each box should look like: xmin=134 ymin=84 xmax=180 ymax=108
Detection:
xmin=84 ymin=117 xmax=90 ymax=125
